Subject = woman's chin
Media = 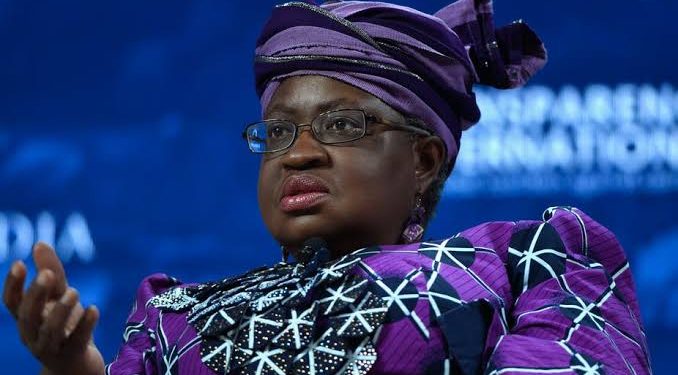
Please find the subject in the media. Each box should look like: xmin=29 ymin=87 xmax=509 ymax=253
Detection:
xmin=277 ymin=216 xmax=331 ymax=244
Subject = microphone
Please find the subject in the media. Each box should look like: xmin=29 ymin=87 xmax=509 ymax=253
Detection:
xmin=299 ymin=237 xmax=330 ymax=276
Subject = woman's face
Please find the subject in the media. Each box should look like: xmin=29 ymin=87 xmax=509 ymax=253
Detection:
xmin=257 ymin=75 xmax=441 ymax=258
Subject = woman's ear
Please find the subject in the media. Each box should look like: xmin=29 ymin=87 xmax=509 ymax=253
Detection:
xmin=412 ymin=136 xmax=446 ymax=193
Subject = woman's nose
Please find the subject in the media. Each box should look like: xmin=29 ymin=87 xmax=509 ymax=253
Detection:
xmin=281 ymin=127 xmax=330 ymax=170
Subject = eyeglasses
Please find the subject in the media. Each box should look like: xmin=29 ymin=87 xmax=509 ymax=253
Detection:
xmin=242 ymin=108 xmax=432 ymax=154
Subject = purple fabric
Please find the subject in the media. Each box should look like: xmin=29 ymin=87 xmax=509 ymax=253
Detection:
xmin=254 ymin=0 xmax=547 ymax=162
xmin=105 ymin=207 xmax=651 ymax=374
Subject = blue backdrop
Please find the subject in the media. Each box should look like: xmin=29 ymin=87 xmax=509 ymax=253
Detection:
xmin=1 ymin=0 xmax=676 ymax=373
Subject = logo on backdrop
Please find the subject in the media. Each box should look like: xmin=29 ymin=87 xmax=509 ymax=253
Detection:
xmin=0 ymin=211 xmax=95 ymax=263
xmin=446 ymin=83 xmax=677 ymax=197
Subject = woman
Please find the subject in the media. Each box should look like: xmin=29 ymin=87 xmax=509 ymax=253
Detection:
xmin=3 ymin=0 xmax=651 ymax=374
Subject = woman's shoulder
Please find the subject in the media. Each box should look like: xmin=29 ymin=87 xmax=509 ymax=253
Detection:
xmin=133 ymin=273 xmax=184 ymax=295
xmin=351 ymin=206 xmax=630 ymax=296
xmin=451 ymin=206 xmax=637 ymax=312
xmin=446 ymin=206 xmax=623 ymax=265
xmin=121 ymin=273 xmax=186 ymax=321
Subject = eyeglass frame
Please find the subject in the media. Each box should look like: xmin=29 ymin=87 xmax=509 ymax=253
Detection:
xmin=242 ymin=108 xmax=433 ymax=154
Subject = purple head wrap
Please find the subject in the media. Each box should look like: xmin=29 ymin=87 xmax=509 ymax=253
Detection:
xmin=254 ymin=0 xmax=547 ymax=162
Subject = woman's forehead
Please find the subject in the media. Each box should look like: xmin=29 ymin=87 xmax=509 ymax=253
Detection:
xmin=264 ymin=75 xmax=401 ymax=119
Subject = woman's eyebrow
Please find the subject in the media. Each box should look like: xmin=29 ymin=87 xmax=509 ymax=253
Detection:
xmin=316 ymin=98 xmax=363 ymax=113
xmin=266 ymin=98 xmax=366 ymax=118
xmin=263 ymin=104 xmax=293 ymax=118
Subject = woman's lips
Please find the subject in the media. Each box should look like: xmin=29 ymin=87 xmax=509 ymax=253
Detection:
xmin=280 ymin=191 xmax=329 ymax=213
xmin=279 ymin=174 xmax=330 ymax=213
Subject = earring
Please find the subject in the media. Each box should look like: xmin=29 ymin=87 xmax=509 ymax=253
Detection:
xmin=281 ymin=245 xmax=289 ymax=263
xmin=401 ymin=193 xmax=425 ymax=243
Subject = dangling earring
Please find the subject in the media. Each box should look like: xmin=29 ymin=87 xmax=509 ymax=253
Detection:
xmin=401 ymin=193 xmax=425 ymax=244
xmin=281 ymin=245 xmax=289 ymax=263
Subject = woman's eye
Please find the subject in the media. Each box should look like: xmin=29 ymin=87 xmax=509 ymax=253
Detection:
xmin=326 ymin=117 xmax=359 ymax=131
xmin=268 ymin=124 xmax=291 ymax=138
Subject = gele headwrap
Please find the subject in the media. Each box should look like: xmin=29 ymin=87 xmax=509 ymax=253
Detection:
xmin=254 ymin=0 xmax=547 ymax=162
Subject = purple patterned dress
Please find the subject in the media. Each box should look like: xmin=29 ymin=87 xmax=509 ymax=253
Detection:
xmin=105 ymin=207 xmax=651 ymax=374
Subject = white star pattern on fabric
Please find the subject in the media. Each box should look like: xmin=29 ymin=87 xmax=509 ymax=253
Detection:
xmin=251 ymin=289 xmax=287 ymax=312
xmin=557 ymin=275 xmax=638 ymax=374
xmin=544 ymin=206 xmax=589 ymax=257
xmin=279 ymin=278 xmax=314 ymax=306
xmin=373 ymin=275 xmax=429 ymax=339
xmin=556 ymin=342 xmax=605 ymax=375
xmin=509 ymin=223 xmax=567 ymax=293
xmin=238 ymin=311 xmax=285 ymax=349
xmin=357 ymin=261 xmax=430 ymax=339
xmin=418 ymin=238 xmax=475 ymax=270
xmin=272 ymin=305 xmax=316 ymax=349
xmin=293 ymin=328 xmax=348 ymax=375
xmin=570 ymin=354 xmax=604 ymax=375
xmin=338 ymin=337 xmax=378 ymax=375
xmin=317 ymin=257 xmax=361 ymax=283
xmin=246 ymin=348 xmax=288 ymax=375
xmin=201 ymin=335 xmax=234 ymax=370
xmin=318 ymin=279 xmax=368 ymax=314
xmin=424 ymin=270 xmax=464 ymax=318
xmin=419 ymin=238 xmax=505 ymax=304
xmin=199 ymin=307 xmax=241 ymax=334
xmin=560 ymin=297 xmax=606 ymax=331
xmin=333 ymin=293 xmax=388 ymax=336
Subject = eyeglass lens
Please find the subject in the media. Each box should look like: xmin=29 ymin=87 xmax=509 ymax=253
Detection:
xmin=246 ymin=109 xmax=367 ymax=153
